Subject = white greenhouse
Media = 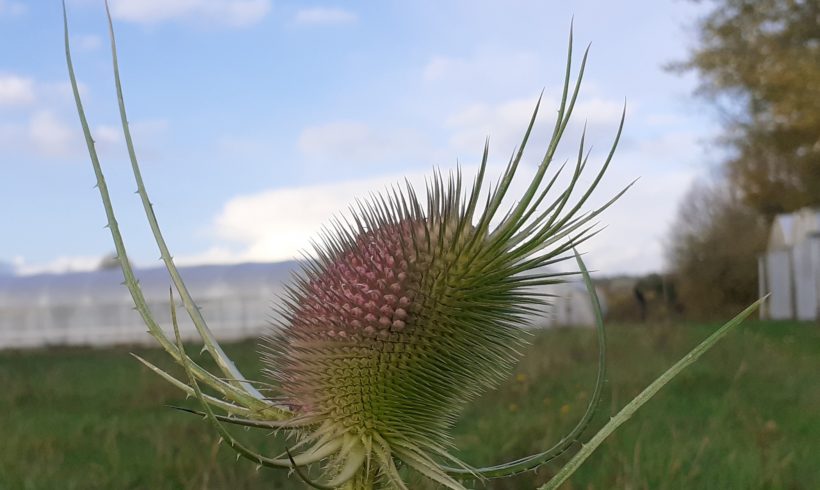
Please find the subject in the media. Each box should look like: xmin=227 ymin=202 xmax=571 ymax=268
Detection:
xmin=0 ymin=262 xmax=295 ymax=350
xmin=758 ymin=207 xmax=820 ymax=321
xmin=0 ymin=261 xmax=603 ymax=350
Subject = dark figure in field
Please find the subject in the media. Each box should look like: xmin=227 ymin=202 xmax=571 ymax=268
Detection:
xmin=634 ymin=286 xmax=647 ymax=322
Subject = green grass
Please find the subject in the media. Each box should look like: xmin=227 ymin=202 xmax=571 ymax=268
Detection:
xmin=1 ymin=321 xmax=817 ymax=489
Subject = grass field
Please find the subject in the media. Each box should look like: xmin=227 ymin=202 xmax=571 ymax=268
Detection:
xmin=1 ymin=320 xmax=817 ymax=489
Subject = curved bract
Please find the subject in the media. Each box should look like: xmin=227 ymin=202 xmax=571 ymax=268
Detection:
xmin=64 ymin=2 xmax=627 ymax=488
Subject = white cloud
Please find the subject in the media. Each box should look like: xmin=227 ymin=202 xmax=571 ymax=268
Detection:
xmin=133 ymin=118 xmax=170 ymax=138
xmin=109 ymin=0 xmax=271 ymax=27
xmin=0 ymin=74 xmax=35 ymax=106
xmin=198 ymin=162 xmax=614 ymax=268
xmin=574 ymin=98 xmax=625 ymax=126
xmin=208 ymin=171 xmax=442 ymax=263
xmin=422 ymin=51 xmax=541 ymax=90
xmin=421 ymin=56 xmax=455 ymax=83
xmin=443 ymin=93 xmax=627 ymax=164
xmin=298 ymin=121 xmax=427 ymax=164
xmin=173 ymin=246 xmax=248 ymax=266
xmin=27 ymin=111 xmax=78 ymax=157
xmin=0 ymin=70 xmax=170 ymax=161
xmin=12 ymin=255 xmax=102 ymax=276
xmin=645 ymin=113 xmax=686 ymax=126
xmin=574 ymin=127 xmax=706 ymax=275
xmin=95 ymin=124 xmax=122 ymax=146
xmin=581 ymin=168 xmax=697 ymax=275
xmin=40 ymin=79 xmax=88 ymax=103
xmin=438 ymin=95 xmax=701 ymax=275
xmin=0 ymin=109 xmax=167 ymax=161
xmin=420 ymin=48 xmax=628 ymax=159
xmin=16 ymin=141 xmax=692 ymax=276
xmin=294 ymin=7 xmax=357 ymax=25
xmin=75 ymin=34 xmax=103 ymax=51
xmin=91 ymin=119 xmax=170 ymax=160
xmin=0 ymin=74 xmax=96 ymax=159
xmin=0 ymin=123 xmax=24 ymax=153
xmin=423 ymin=53 xmax=525 ymax=83
xmin=216 ymin=133 xmax=277 ymax=161
xmin=445 ymin=96 xmax=545 ymax=155
xmin=0 ymin=73 xmax=93 ymax=109
xmin=643 ymin=132 xmax=701 ymax=161
xmin=130 ymin=114 xmax=697 ymax=276
xmin=0 ymin=0 xmax=25 ymax=17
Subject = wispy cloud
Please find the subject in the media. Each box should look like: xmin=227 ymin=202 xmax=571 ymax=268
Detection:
xmin=575 ymin=98 xmax=626 ymax=126
xmin=208 ymin=171 xmax=439 ymax=263
xmin=11 ymin=255 xmax=102 ymax=276
xmin=194 ymin=145 xmax=688 ymax=276
xmin=297 ymin=121 xmax=427 ymax=165
xmin=294 ymin=7 xmax=357 ymax=26
xmin=0 ymin=0 xmax=25 ymax=17
xmin=0 ymin=74 xmax=36 ymax=106
xmin=443 ymin=94 xmax=625 ymax=158
xmin=27 ymin=111 xmax=78 ymax=157
xmin=0 ymin=74 xmax=92 ymax=109
xmin=445 ymin=96 xmax=546 ymax=156
xmin=422 ymin=50 xmax=540 ymax=87
xmin=109 ymin=0 xmax=271 ymax=27
xmin=75 ymin=34 xmax=103 ymax=51
xmin=0 ymin=105 xmax=168 ymax=161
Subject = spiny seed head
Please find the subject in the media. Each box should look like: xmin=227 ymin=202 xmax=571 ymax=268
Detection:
xmin=266 ymin=213 xmax=524 ymax=449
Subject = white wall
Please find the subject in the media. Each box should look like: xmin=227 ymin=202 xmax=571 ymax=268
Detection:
xmin=524 ymin=282 xmax=603 ymax=328
xmin=764 ymin=250 xmax=793 ymax=320
xmin=0 ymin=293 xmax=286 ymax=350
xmin=793 ymin=237 xmax=819 ymax=321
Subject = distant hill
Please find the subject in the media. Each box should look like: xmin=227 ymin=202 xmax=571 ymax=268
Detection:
xmin=0 ymin=262 xmax=13 ymax=276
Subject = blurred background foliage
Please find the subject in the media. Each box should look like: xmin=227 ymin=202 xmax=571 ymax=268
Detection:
xmin=660 ymin=0 xmax=820 ymax=320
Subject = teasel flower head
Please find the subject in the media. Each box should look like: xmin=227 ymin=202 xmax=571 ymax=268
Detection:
xmin=65 ymin=2 xmax=627 ymax=488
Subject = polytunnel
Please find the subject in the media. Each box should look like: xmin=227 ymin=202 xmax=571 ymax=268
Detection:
xmin=0 ymin=261 xmax=296 ymax=349
xmin=0 ymin=261 xmax=603 ymax=350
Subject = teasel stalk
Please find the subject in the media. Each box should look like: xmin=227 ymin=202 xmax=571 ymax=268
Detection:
xmin=64 ymin=2 xmax=764 ymax=488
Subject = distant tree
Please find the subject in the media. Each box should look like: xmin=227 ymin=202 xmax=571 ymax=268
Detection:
xmin=633 ymin=273 xmax=680 ymax=322
xmin=666 ymin=178 xmax=768 ymax=318
xmin=671 ymin=0 xmax=820 ymax=217
xmin=98 ymin=252 xmax=123 ymax=270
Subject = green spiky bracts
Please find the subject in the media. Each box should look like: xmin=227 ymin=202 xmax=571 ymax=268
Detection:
xmin=266 ymin=207 xmax=528 ymax=486
xmin=64 ymin=2 xmax=625 ymax=488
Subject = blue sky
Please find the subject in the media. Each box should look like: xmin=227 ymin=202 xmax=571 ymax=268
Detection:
xmin=0 ymin=0 xmax=718 ymax=276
